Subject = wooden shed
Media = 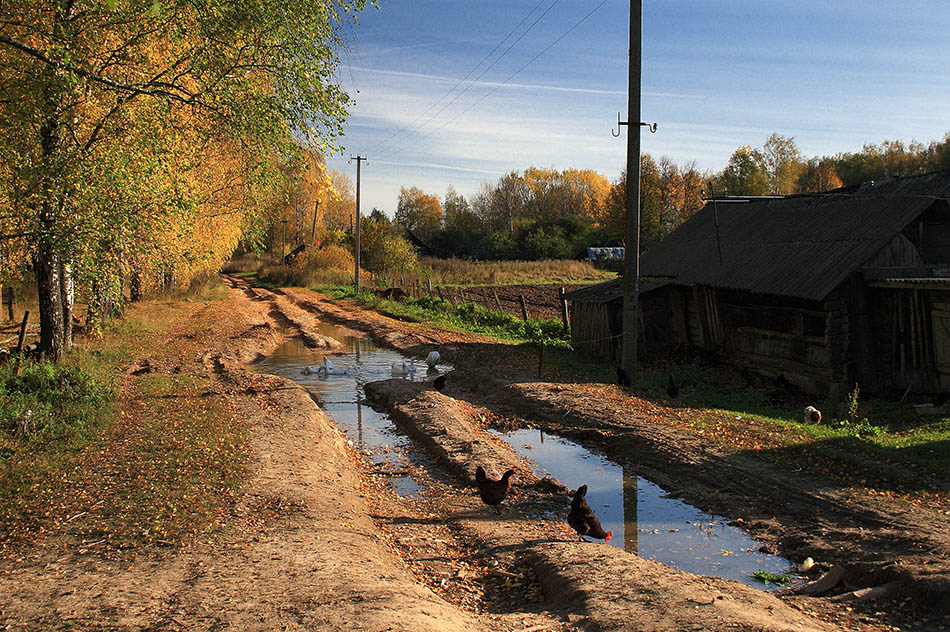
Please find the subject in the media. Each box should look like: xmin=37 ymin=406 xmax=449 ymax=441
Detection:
xmin=565 ymin=170 xmax=950 ymax=398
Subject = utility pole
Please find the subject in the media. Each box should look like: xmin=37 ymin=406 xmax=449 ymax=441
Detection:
xmin=280 ymin=219 xmax=287 ymax=265
xmin=621 ymin=0 xmax=642 ymax=385
xmin=351 ymin=155 xmax=367 ymax=292
xmin=310 ymin=198 xmax=320 ymax=245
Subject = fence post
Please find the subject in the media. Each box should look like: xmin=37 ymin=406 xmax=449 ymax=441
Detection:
xmin=519 ymin=294 xmax=529 ymax=321
xmin=559 ymin=287 xmax=571 ymax=331
xmin=481 ymin=288 xmax=491 ymax=310
xmin=426 ymin=279 xmax=433 ymax=298
xmin=16 ymin=310 xmax=29 ymax=353
xmin=493 ymin=289 xmax=503 ymax=313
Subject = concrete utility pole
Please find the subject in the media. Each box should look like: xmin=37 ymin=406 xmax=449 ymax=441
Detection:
xmin=621 ymin=0 xmax=642 ymax=385
xmin=351 ymin=155 xmax=367 ymax=292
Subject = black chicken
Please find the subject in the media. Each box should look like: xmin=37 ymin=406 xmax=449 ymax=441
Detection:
xmin=616 ymin=366 xmax=631 ymax=388
xmin=666 ymin=374 xmax=679 ymax=399
xmin=475 ymin=466 xmax=516 ymax=507
xmin=567 ymin=484 xmax=612 ymax=543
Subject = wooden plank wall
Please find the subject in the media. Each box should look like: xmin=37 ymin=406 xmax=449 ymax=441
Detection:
xmin=871 ymin=288 xmax=942 ymax=392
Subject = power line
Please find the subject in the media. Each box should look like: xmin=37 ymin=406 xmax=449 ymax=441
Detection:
xmin=376 ymin=1 xmax=609 ymax=163
xmin=365 ymin=0 xmax=559 ymax=157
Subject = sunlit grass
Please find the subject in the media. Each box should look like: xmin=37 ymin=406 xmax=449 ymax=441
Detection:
xmin=0 ymin=277 xmax=249 ymax=552
xmin=316 ymin=286 xmax=569 ymax=344
xmin=634 ymin=363 xmax=949 ymax=492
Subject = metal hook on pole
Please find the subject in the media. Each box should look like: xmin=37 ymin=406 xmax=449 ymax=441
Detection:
xmin=612 ymin=112 xmax=658 ymax=137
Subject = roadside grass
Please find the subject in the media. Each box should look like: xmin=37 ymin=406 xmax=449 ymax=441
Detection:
xmin=634 ymin=362 xmax=949 ymax=497
xmin=317 ymin=285 xmax=569 ymax=343
xmin=0 ymin=279 xmax=249 ymax=552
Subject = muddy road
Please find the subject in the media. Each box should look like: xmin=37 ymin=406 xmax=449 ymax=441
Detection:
xmin=1 ymin=276 xmax=946 ymax=631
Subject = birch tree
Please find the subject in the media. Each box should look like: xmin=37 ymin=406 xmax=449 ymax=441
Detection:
xmin=0 ymin=0 xmax=369 ymax=360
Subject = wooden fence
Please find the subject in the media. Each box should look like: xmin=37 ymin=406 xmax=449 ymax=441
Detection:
xmin=389 ymin=278 xmax=570 ymax=330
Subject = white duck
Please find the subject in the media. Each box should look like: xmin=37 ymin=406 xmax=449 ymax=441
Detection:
xmin=391 ymin=358 xmax=417 ymax=376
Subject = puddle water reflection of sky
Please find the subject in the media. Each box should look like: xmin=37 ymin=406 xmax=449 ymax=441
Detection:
xmin=494 ymin=428 xmax=794 ymax=589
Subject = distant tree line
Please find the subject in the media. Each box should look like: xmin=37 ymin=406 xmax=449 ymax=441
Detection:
xmin=711 ymin=132 xmax=950 ymax=196
xmin=389 ymin=131 xmax=950 ymax=262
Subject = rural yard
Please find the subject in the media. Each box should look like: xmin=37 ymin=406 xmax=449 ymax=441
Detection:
xmin=2 ymin=1 xmax=949 ymax=631
xmin=1 ymin=276 xmax=946 ymax=632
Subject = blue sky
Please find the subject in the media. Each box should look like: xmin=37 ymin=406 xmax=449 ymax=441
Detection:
xmin=324 ymin=0 xmax=950 ymax=214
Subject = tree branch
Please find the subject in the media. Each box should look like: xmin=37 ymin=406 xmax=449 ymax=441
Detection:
xmin=0 ymin=34 xmax=200 ymax=105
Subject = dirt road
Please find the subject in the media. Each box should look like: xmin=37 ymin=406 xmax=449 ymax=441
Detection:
xmin=1 ymin=276 xmax=946 ymax=631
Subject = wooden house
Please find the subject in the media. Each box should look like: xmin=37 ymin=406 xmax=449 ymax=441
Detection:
xmin=564 ymin=170 xmax=950 ymax=398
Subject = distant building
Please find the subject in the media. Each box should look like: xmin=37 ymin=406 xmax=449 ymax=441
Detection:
xmin=564 ymin=170 xmax=950 ymax=398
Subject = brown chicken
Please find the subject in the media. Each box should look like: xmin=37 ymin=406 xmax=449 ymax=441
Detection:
xmin=475 ymin=465 xmax=516 ymax=507
xmin=567 ymin=484 xmax=612 ymax=543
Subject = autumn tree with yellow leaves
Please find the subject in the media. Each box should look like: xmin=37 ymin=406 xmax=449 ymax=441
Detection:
xmin=0 ymin=0 xmax=370 ymax=360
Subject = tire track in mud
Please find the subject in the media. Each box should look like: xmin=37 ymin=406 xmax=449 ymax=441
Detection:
xmin=224 ymin=277 xmax=574 ymax=630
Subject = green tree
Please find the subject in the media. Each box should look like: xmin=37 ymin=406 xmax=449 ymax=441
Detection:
xmin=714 ymin=145 xmax=770 ymax=196
xmin=359 ymin=212 xmax=417 ymax=273
xmin=762 ymin=133 xmax=805 ymax=194
xmin=435 ymin=186 xmax=482 ymax=258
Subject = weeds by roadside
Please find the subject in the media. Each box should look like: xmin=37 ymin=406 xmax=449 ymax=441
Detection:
xmin=0 ymin=278 xmax=249 ymax=553
xmin=634 ymin=363 xmax=949 ymax=496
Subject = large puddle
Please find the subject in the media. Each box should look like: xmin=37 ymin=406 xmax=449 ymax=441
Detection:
xmin=255 ymin=325 xmax=795 ymax=590
xmin=494 ymin=428 xmax=794 ymax=589
xmin=255 ymin=331 xmax=447 ymax=498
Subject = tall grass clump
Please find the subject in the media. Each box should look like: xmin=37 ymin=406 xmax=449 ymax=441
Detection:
xmin=0 ymin=359 xmax=113 ymax=441
xmin=260 ymin=245 xmax=360 ymax=287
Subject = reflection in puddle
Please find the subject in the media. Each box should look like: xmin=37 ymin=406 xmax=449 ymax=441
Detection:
xmin=255 ymin=335 xmax=448 ymax=499
xmin=494 ymin=428 xmax=794 ymax=589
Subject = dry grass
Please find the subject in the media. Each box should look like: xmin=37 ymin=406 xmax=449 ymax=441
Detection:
xmin=260 ymin=246 xmax=362 ymax=287
xmin=409 ymin=258 xmax=613 ymax=287
xmin=221 ymin=254 xmax=265 ymax=274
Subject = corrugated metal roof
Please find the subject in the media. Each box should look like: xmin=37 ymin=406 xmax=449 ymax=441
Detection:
xmin=562 ymin=277 xmax=671 ymax=303
xmin=638 ymin=170 xmax=950 ymax=301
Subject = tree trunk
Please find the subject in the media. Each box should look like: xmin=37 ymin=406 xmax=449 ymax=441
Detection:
xmin=88 ymin=275 xmax=124 ymax=331
xmin=35 ymin=238 xmax=65 ymax=362
xmin=60 ymin=260 xmax=74 ymax=351
xmin=130 ymin=268 xmax=143 ymax=302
